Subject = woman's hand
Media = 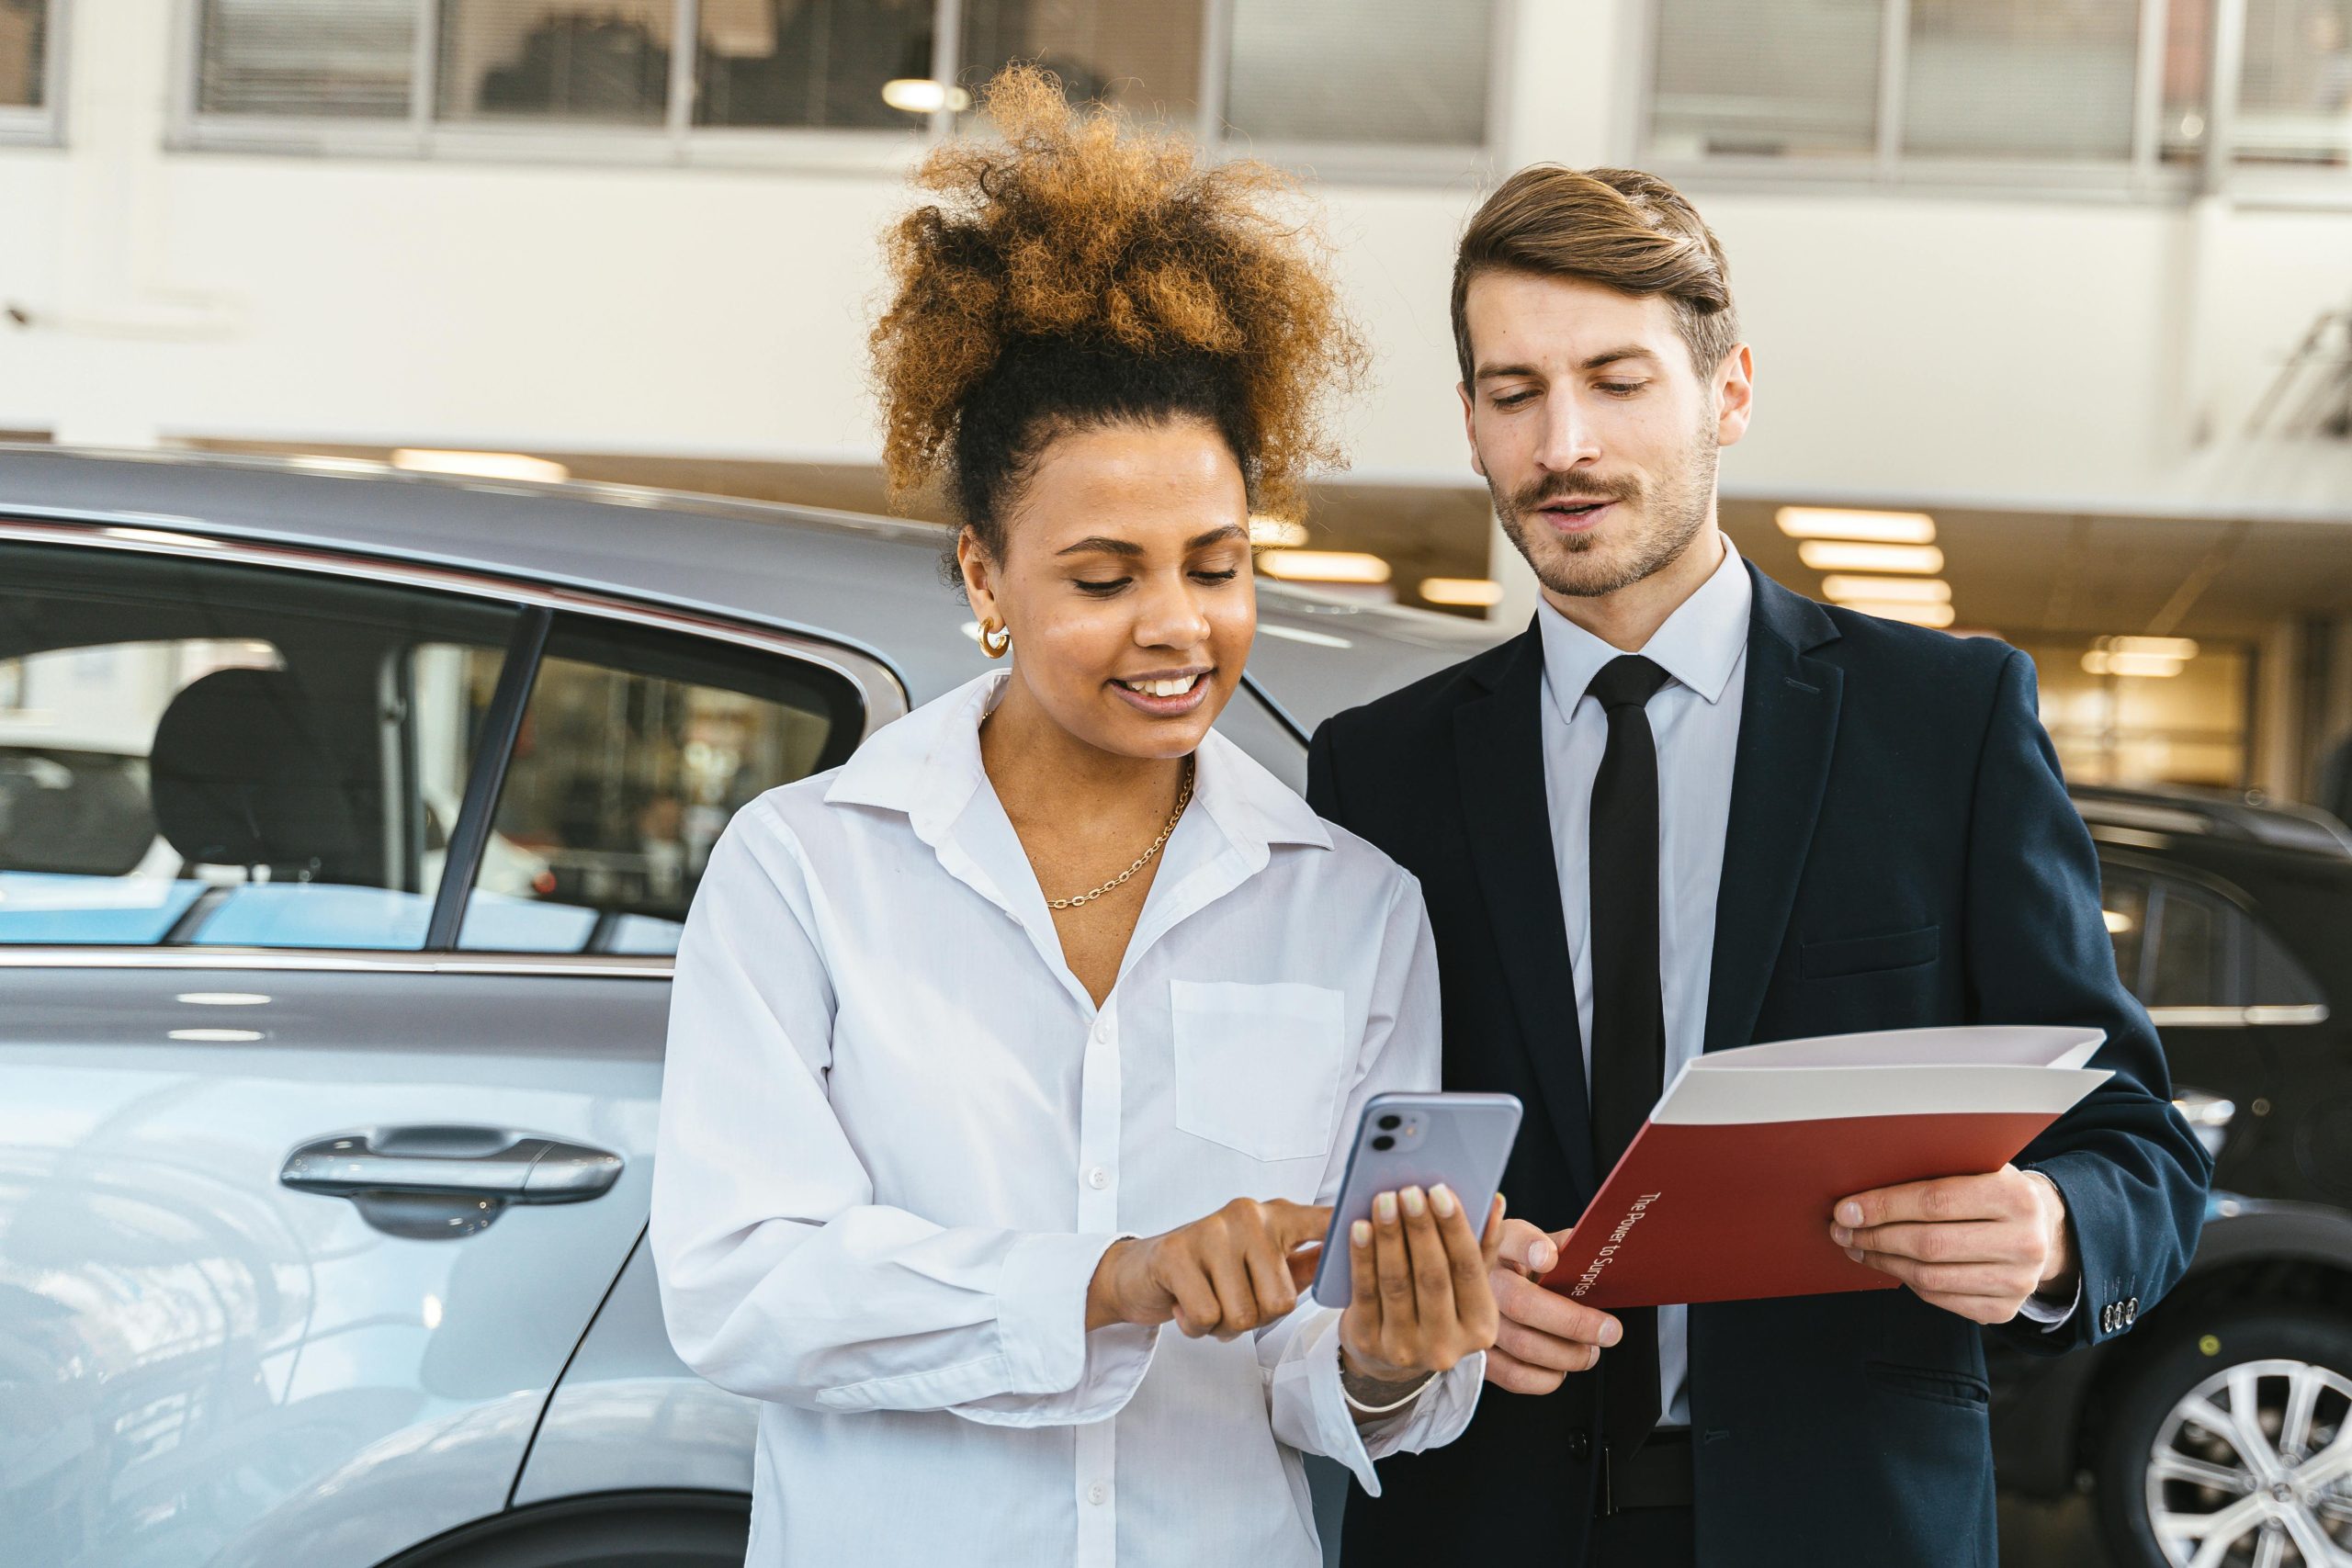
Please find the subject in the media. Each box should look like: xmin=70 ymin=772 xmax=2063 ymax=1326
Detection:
xmin=1086 ymin=1198 xmax=1330 ymax=1339
xmin=1339 ymin=1185 xmax=1506 ymax=1396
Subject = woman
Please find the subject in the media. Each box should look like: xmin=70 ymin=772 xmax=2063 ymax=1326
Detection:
xmin=650 ymin=68 xmax=1501 ymax=1567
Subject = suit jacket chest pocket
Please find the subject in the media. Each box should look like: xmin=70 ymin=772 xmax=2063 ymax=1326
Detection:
xmin=1170 ymin=981 xmax=1349 ymax=1163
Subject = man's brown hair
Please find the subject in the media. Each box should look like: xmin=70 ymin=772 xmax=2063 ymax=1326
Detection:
xmin=1451 ymin=165 xmax=1738 ymax=386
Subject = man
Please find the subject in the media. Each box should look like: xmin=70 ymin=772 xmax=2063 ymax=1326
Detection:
xmin=1307 ymin=166 xmax=2211 ymax=1568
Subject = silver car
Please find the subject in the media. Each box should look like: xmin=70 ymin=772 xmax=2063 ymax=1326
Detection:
xmin=0 ymin=447 xmax=1504 ymax=1568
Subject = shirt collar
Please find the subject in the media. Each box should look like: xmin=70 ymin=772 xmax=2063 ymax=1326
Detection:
xmin=824 ymin=670 xmax=1330 ymax=853
xmin=1536 ymin=533 xmax=1752 ymax=726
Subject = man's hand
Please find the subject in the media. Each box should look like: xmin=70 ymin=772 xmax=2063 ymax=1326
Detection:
xmin=1831 ymin=1165 xmax=2075 ymax=1325
xmin=1481 ymin=1218 xmax=1622 ymax=1394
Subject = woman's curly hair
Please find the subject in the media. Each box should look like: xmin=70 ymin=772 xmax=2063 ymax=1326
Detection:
xmin=870 ymin=65 xmax=1366 ymax=558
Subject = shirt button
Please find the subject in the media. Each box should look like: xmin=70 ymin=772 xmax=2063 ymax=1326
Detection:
xmin=1087 ymin=1166 xmax=1111 ymax=1190
xmin=1086 ymin=1483 xmax=1109 ymax=1506
xmin=1092 ymin=1017 xmax=1114 ymax=1043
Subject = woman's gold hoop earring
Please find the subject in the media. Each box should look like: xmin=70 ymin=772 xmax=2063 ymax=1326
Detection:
xmin=979 ymin=617 xmax=1012 ymax=660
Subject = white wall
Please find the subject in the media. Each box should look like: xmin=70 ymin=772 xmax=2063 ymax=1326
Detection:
xmin=1 ymin=0 xmax=2348 ymax=522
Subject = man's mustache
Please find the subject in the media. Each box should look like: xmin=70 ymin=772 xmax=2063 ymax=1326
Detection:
xmin=1509 ymin=474 xmax=1641 ymax=512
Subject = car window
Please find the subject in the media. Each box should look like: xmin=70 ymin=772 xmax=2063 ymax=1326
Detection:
xmin=2097 ymin=855 xmax=2324 ymax=1013
xmin=455 ymin=615 xmax=861 ymax=954
xmin=2100 ymin=867 xmax=2151 ymax=996
xmin=0 ymin=542 xmax=521 ymax=948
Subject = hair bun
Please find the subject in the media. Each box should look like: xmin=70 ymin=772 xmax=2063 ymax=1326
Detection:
xmin=871 ymin=65 xmax=1364 ymax=528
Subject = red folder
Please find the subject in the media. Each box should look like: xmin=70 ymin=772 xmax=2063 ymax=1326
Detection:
xmin=1537 ymin=1025 xmax=2109 ymax=1309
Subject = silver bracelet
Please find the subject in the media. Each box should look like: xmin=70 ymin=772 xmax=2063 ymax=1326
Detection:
xmin=1342 ymin=1369 xmax=1439 ymax=1416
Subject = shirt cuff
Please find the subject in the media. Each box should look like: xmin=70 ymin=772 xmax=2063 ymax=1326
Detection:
xmin=2018 ymin=1274 xmax=2082 ymax=1332
xmin=1284 ymin=1309 xmax=1484 ymax=1497
xmin=953 ymin=1232 xmax=1159 ymax=1427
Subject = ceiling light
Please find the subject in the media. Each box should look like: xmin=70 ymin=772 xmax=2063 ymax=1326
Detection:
xmin=391 ymin=449 xmax=570 ymax=484
xmin=1776 ymin=507 xmax=1937 ymax=544
xmin=1840 ymin=600 xmax=1957 ymax=628
xmin=881 ymin=78 xmax=971 ymax=114
xmin=1820 ymin=575 xmax=1951 ymax=604
xmin=2103 ymin=909 xmax=2135 ymax=933
xmin=1797 ymin=540 xmax=1946 ymax=574
xmin=1257 ymin=549 xmax=1391 ymax=584
xmin=167 ymin=1028 xmax=265 ymax=1043
xmin=2099 ymin=636 xmax=2199 ymax=660
xmin=1419 ymin=577 xmax=1505 ymax=607
xmin=1249 ymin=515 xmax=1308 ymax=547
xmin=2083 ymin=649 xmax=2186 ymax=678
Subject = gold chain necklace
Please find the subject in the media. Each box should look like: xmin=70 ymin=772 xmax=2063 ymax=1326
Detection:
xmin=1046 ymin=759 xmax=1195 ymax=911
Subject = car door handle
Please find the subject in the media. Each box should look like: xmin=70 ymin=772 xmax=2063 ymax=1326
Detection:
xmin=280 ymin=1126 xmax=624 ymax=1238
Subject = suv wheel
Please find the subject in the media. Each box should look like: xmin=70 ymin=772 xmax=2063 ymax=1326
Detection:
xmin=2095 ymin=1310 xmax=2352 ymax=1566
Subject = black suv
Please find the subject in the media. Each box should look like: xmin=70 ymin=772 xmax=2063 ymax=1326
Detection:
xmin=1992 ymin=784 xmax=2352 ymax=1567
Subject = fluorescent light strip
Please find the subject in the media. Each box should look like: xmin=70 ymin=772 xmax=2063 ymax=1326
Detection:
xmin=1797 ymin=540 xmax=1945 ymax=574
xmin=1777 ymin=507 xmax=1937 ymax=544
xmin=1821 ymin=574 xmax=1951 ymax=604
xmin=1842 ymin=601 xmax=1956 ymax=628
xmin=1257 ymin=549 xmax=1391 ymax=584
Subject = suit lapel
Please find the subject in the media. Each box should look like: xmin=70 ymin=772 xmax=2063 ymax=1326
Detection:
xmin=1703 ymin=567 xmax=1845 ymax=1057
xmin=1453 ymin=627 xmax=1598 ymax=1198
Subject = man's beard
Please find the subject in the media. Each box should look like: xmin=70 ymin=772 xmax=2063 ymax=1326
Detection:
xmin=1488 ymin=421 xmax=1718 ymax=600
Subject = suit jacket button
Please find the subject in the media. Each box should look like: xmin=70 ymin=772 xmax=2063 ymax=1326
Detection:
xmin=2125 ymin=1298 xmax=2139 ymax=1325
xmin=1569 ymin=1431 xmax=1593 ymax=1461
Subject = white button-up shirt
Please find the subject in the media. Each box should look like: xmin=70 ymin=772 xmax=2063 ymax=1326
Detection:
xmin=651 ymin=671 xmax=1481 ymax=1568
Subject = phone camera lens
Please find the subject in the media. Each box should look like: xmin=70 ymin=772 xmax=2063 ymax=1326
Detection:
xmin=1371 ymin=1134 xmax=1396 ymax=1152
xmin=1376 ymin=1114 xmax=1402 ymax=1132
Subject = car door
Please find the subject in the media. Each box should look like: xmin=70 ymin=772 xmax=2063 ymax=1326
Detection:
xmin=0 ymin=526 xmax=892 ymax=1568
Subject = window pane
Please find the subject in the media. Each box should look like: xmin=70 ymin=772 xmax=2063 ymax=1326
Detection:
xmin=2149 ymin=885 xmax=2228 ymax=1007
xmin=1649 ymin=0 xmax=1880 ymax=160
xmin=2100 ymin=867 xmax=2150 ymax=998
xmin=0 ymin=544 xmax=519 ymax=949
xmin=1226 ymin=0 xmax=1486 ymax=146
xmin=457 ymin=619 xmax=859 ymax=954
xmin=2160 ymin=0 xmax=2213 ymax=164
xmin=963 ymin=0 xmax=1202 ymax=120
xmin=2238 ymin=0 xmax=2352 ymax=167
xmin=0 ymin=0 xmax=42 ymax=108
xmin=695 ymin=0 xmax=934 ymax=129
xmin=439 ymin=1 xmax=674 ymax=124
xmin=1903 ymin=0 xmax=2140 ymax=160
xmin=198 ymin=0 xmax=417 ymax=118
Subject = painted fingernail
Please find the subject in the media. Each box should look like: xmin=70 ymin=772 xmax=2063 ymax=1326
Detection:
xmin=1838 ymin=1202 xmax=1863 ymax=1226
xmin=1430 ymin=1183 xmax=1458 ymax=1218
xmin=1374 ymin=1192 xmax=1397 ymax=1224
xmin=1401 ymin=1186 xmax=1428 ymax=1218
xmin=1830 ymin=1224 xmax=1851 ymax=1246
xmin=1352 ymin=1220 xmax=1373 ymax=1247
xmin=1847 ymin=1247 xmax=1866 ymax=1262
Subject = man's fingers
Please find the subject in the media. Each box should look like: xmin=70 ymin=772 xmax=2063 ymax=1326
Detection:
xmin=1836 ymin=1172 xmax=2018 ymax=1230
xmin=1491 ymin=1269 xmax=1622 ymax=1347
xmin=1480 ymin=1194 xmax=1509 ymax=1273
xmin=1285 ymin=1241 xmax=1323 ymax=1293
xmin=1495 ymin=1216 xmax=1560 ymax=1278
xmin=1203 ymin=1244 xmax=1260 ymax=1340
xmin=1836 ymin=1219 xmax=2037 ymax=1266
xmin=1484 ymin=1346 xmax=1569 ymax=1396
xmin=1165 ymin=1259 xmax=1223 ymax=1338
xmin=1855 ymin=1249 xmax=2034 ymax=1300
xmin=1344 ymin=1217 xmax=1378 ymax=1316
xmin=1494 ymin=1312 xmax=1602 ymax=1374
xmin=1243 ymin=1231 xmax=1300 ymax=1325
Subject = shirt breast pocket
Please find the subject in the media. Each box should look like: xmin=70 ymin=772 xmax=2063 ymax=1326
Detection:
xmin=1169 ymin=980 xmax=1349 ymax=1163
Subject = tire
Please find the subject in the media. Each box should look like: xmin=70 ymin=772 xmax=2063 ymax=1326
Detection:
xmin=377 ymin=1491 xmax=751 ymax=1568
xmin=2092 ymin=1308 xmax=2352 ymax=1568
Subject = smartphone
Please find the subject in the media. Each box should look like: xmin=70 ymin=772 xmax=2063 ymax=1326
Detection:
xmin=1310 ymin=1091 xmax=1523 ymax=1308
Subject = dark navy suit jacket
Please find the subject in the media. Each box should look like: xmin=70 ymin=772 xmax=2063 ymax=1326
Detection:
xmin=1307 ymin=563 xmax=2212 ymax=1568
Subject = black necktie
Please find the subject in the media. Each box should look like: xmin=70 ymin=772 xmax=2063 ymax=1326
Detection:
xmin=1586 ymin=653 xmax=1671 ymax=1463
